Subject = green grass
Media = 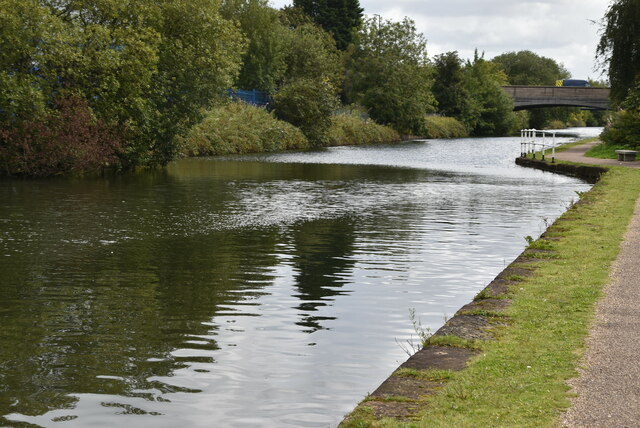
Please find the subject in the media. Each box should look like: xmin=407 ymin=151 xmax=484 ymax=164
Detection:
xmin=341 ymin=159 xmax=640 ymax=427
xmin=585 ymin=142 xmax=630 ymax=159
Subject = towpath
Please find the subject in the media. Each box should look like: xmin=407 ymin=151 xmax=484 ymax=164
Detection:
xmin=562 ymin=141 xmax=640 ymax=426
xmin=554 ymin=140 xmax=640 ymax=168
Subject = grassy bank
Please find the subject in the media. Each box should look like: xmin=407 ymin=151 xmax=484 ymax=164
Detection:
xmin=342 ymin=152 xmax=640 ymax=426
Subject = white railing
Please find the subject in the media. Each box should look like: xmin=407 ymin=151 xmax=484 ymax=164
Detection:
xmin=520 ymin=129 xmax=557 ymax=163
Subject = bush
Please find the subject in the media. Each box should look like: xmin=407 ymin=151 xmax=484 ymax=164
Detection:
xmin=0 ymin=97 xmax=122 ymax=176
xmin=180 ymin=102 xmax=309 ymax=156
xmin=327 ymin=112 xmax=400 ymax=146
xmin=421 ymin=116 xmax=469 ymax=139
xmin=272 ymin=78 xmax=339 ymax=146
xmin=601 ymin=109 xmax=640 ymax=149
xmin=546 ymin=120 xmax=567 ymax=130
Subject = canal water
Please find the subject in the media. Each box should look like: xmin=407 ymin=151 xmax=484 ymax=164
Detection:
xmin=0 ymin=129 xmax=598 ymax=427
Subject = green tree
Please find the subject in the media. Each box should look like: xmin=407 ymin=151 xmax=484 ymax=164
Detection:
xmin=492 ymin=50 xmax=572 ymax=129
xmin=597 ymin=0 xmax=640 ymax=105
xmin=281 ymin=22 xmax=344 ymax=88
xmin=292 ymin=0 xmax=363 ymax=50
xmin=492 ymin=50 xmax=570 ymax=85
xmin=432 ymin=51 xmax=473 ymax=126
xmin=272 ymin=78 xmax=339 ymax=146
xmin=345 ymin=17 xmax=436 ymax=134
xmin=0 ymin=0 xmax=246 ymax=172
xmin=221 ymin=0 xmax=288 ymax=93
xmin=464 ymin=51 xmax=517 ymax=136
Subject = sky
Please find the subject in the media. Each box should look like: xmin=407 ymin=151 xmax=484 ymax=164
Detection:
xmin=269 ymin=0 xmax=611 ymax=80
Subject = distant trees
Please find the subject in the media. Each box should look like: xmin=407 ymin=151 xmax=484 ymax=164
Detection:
xmin=292 ymin=0 xmax=363 ymax=50
xmin=492 ymin=50 xmax=576 ymax=129
xmin=492 ymin=50 xmax=570 ymax=85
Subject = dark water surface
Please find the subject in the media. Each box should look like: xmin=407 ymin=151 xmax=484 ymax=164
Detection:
xmin=0 ymin=129 xmax=598 ymax=427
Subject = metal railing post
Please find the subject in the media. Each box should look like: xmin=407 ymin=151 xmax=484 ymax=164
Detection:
xmin=551 ymin=132 xmax=556 ymax=163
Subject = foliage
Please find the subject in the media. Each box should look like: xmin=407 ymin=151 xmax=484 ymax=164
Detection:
xmin=281 ymin=22 xmax=344 ymax=89
xmin=492 ymin=50 xmax=575 ymax=130
xmin=601 ymin=109 xmax=640 ymax=149
xmin=0 ymin=0 xmax=246 ymax=172
xmin=0 ymin=97 xmax=122 ymax=176
xmin=601 ymin=79 xmax=640 ymax=149
xmin=432 ymin=51 xmax=473 ymax=125
xmin=327 ymin=111 xmax=400 ymax=146
xmin=221 ymin=0 xmax=288 ymax=93
xmin=272 ymin=78 xmax=339 ymax=145
xmin=492 ymin=50 xmax=570 ymax=86
xmin=421 ymin=116 xmax=469 ymax=139
xmin=180 ymin=102 xmax=308 ymax=156
xmin=345 ymin=17 xmax=436 ymax=135
xmin=292 ymin=0 xmax=363 ymax=50
xmin=597 ymin=0 xmax=640 ymax=105
xmin=464 ymin=52 xmax=518 ymax=136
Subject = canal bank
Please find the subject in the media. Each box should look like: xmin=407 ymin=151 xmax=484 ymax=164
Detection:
xmin=341 ymin=141 xmax=640 ymax=427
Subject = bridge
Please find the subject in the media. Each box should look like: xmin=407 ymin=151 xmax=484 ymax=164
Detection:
xmin=501 ymin=86 xmax=611 ymax=110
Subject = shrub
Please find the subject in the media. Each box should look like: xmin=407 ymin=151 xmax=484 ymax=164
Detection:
xmin=180 ymin=102 xmax=309 ymax=156
xmin=327 ymin=113 xmax=400 ymax=146
xmin=421 ymin=116 xmax=469 ymax=139
xmin=271 ymin=78 xmax=339 ymax=146
xmin=0 ymin=97 xmax=122 ymax=176
xmin=546 ymin=120 xmax=567 ymax=130
xmin=601 ymin=109 xmax=640 ymax=149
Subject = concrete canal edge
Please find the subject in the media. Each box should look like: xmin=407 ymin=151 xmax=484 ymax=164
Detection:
xmin=340 ymin=158 xmax=609 ymax=425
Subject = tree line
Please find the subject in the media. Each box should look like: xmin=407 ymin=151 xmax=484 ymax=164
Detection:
xmin=0 ymin=0 xmax=598 ymax=176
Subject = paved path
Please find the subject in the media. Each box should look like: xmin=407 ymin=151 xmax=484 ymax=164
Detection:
xmin=555 ymin=140 xmax=640 ymax=168
xmin=562 ymin=143 xmax=640 ymax=427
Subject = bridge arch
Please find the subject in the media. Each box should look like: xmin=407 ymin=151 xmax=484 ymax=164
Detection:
xmin=501 ymin=86 xmax=611 ymax=111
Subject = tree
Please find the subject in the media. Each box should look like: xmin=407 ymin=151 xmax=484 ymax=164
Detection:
xmin=432 ymin=51 xmax=473 ymax=126
xmin=0 ymin=0 xmax=247 ymax=172
xmin=492 ymin=50 xmax=570 ymax=85
xmin=597 ymin=0 xmax=640 ymax=105
xmin=464 ymin=51 xmax=517 ymax=136
xmin=345 ymin=17 xmax=436 ymax=134
xmin=281 ymin=21 xmax=344 ymax=88
xmin=272 ymin=78 xmax=339 ymax=145
xmin=292 ymin=0 xmax=363 ymax=50
xmin=492 ymin=50 xmax=571 ymax=129
xmin=221 ymin=0 xmax=288 ymax=93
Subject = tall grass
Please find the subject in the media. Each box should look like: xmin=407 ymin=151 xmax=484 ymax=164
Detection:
xmin=180 ymin=102 xmax=309 ymax=156
xmin=327 ymin=112 xmax=401 ymax=146
xmin=422 ymin=116 xmax=469 ymax=139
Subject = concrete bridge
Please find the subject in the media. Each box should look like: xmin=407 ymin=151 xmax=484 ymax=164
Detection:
xmin=502 ymin=86 xmax=611 ymax=110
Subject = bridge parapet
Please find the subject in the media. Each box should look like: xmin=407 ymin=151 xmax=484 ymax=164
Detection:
xmin=502 ymin=85 xmax=610 ymax=110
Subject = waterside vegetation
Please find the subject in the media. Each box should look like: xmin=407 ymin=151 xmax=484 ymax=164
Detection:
xmin=0 ymin=0 xmax=598 ymax=176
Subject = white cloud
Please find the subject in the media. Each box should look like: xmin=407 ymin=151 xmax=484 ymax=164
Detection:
xmin=268 ymin=0 xmax=610 ymax=78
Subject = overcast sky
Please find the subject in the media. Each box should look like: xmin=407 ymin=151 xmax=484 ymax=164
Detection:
xmin=269 ymin=0 xmax=611 ymax=80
